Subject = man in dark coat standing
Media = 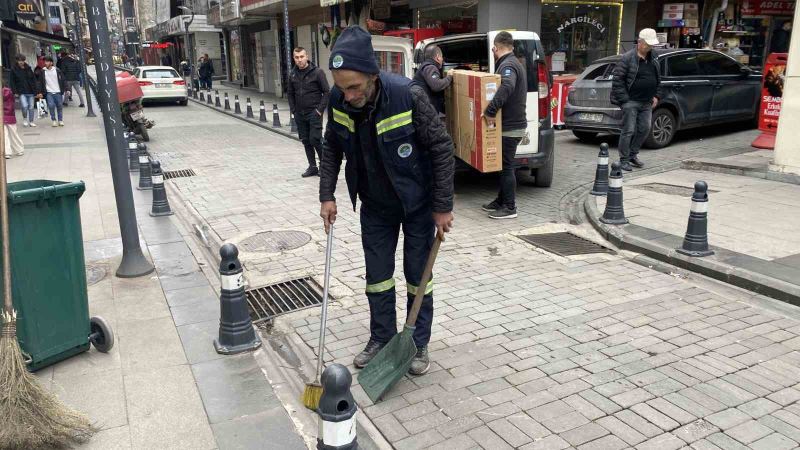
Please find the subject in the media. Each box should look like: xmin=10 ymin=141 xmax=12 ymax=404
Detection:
xmin=411 ymin=44 xmax=451 ymax=118
xmin=288 ymin=47 xmax=330 ymax=177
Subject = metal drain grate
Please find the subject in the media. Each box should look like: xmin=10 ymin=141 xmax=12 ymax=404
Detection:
xmin=632 ymin=183 xmax=717 ymax=197
xmin=246 ymin=277 xmax=325 ymax=323
xmin=239 ymin=230 xmax=311 ymax=252
xmin=518 ymin=232 xmax=612 ymax=256
xmin=163 ymin=169 xmax=196 ymax=180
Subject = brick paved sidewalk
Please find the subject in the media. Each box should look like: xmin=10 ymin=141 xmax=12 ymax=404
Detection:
xmin=140 ymin=101 xmax=800 ymax=449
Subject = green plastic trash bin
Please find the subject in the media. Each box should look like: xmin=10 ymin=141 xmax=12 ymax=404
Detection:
xmin=1 ymin=180 xmax=113 ymax=371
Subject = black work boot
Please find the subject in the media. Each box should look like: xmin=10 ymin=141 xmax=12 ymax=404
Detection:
xmin=409 ymin=346 xmax=430 ymax=375
xmin=353 ymin=339 xmax=385 ymax=368
xmin=301 ymin=166 xmax=319 ymax=178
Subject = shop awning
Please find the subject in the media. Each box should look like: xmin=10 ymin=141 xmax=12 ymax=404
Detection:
xmin=0 ymin=20 xmax=72 ymax=46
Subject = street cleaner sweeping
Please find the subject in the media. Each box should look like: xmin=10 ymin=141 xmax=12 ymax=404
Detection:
xmin=318 ymin=26 xmax=455 ymax=402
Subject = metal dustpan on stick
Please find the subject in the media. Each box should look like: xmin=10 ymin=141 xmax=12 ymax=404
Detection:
xmin=358 ymin=235 xmax=441 ymax=403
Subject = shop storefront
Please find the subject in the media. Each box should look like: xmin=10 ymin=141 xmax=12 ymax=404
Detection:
xmin=712 ymin=0 xmax=796 ymax=69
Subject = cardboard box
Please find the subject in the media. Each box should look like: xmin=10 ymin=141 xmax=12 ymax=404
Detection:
xmin=663 ymin=11 xmax=684 ymax=20
xmin=684 ymin=2 xmax=699 ymax=11
xmin=684 ymin=19 xmax=699 ymax=28
xmin=445 ymin=70 xmax=502 ymax=173
xmin=663 ymin=3 xmax=685 ymax=12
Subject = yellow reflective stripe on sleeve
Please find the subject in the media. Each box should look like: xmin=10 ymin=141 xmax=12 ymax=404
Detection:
xmin=332 ymin=108 xmax=355 ymax=132
xmin=406 ymin=280 xmax=433 ymax=296
xmin=375 ymin=110 xmax=412 ymax=135
xmin=366 ymin=278 xmax=396 ymax=293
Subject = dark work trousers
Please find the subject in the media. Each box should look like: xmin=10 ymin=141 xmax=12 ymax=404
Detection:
xmin=618 ymin=101 xmax=652 ymax=162
xmin=497 ymin=136 xmax=522 ymax=210
xmin=295 ymin=110 xmax=323 ymax=167
xmin=360 ymin=203 xmax=435 ymax=348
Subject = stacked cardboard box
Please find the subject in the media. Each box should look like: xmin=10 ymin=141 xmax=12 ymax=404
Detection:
xmin=444 ymin=69 xmax=502 ymax=173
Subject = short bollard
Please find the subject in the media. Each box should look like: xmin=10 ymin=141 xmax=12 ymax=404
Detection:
xmin=224 ymin=93 xmax=231 ymax=110
xmin=127 ymin=135 xmax=140 ymax=172
xmin=199 ymin=91 xmax=205 ymax=102
xmin=150 ymin=161 xmax=173 ymax=217
xmin=259 ymin=101 xmax=267 ymax=122
xmin=590 ymin=142 xmax=610 ymax=196
xmin=290 ymin=113 xmax=297 ymax=133
xmin=137 ymin=143 xmax=153 ymax=190
xmin=234 ymin=95 xmax=242 ymax=114
xmin=213 ymin=244 xmax=262 ymax=355
xmin=192 ymin=87 xmax=198 ymax=99
xmin=215 ymin=90 xmax=221 ymax=107
xmin=677 ymin=181 xmax=714 ymax=257
xmin=207 ymin=90 xmax=213 ymax=104
xmin=600 ymin=162 xmax=628 ymax=224
xmin=272 ymin=103 xmax=282 ymax=127
xmin=246 ymin=98 xmax=254 ymax=118
xmin=317 ymin=364 xmax=358 ymax=450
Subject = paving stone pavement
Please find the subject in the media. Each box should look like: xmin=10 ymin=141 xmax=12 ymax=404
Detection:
xmin=140 ymin=103 xmax=800 ymax=449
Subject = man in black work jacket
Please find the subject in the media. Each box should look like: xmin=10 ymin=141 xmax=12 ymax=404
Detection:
xmin=288 ymin=47 xmax=330 ymax=178
xmin=319 ymin=26 xmax=455 ymax=375
xmin=411 ymin=44 xmax=451 ymax=117
xmin=482 ymin=31 xmax=527 ymax=220
xmin=611 ymin=28 xmax=664 ymax=171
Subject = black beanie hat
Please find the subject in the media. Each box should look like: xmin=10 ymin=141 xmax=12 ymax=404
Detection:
xmin=329 ymin=26 xmax=380 ymax=74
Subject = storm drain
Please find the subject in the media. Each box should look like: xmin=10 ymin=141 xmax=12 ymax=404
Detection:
xmin=632 ymin=183 xmax=717 ymax=197
xmin=163 ymin=169 xmax=196 ymax=180
xmin=246 ymin=277 xmax=324 ymax=323
xmin=239 ymin=230 xmax=311 ymax=252
xmin=518 ymin=232 xmax=612 ymax=257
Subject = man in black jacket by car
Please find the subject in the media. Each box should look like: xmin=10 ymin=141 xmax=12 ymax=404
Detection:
xmin=411 ymin=44 xmax=451 ymax=118
xmin=482 ymin=31 xmax=527 ymax=220
xmin=611 ymin=28 xmax=664 ymax=171
xmin=288 ymin=47 xmax=330 ymax=178
xmin=319 ymin=27 xmax=454 ymax=375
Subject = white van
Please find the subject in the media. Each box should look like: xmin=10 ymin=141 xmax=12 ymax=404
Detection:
xmin=372 ymin=32 xmax=555 ymax=187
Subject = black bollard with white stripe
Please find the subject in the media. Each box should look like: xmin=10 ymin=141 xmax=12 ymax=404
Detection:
xmin=149 ymin=161 xmax=173 ymax=217
xmin=213 ymin=244 xmax=262 ymax=355
xmin=199 ymin=90 xmax=205 ymax=102
xmin=290 ymin=113 xmax=297 ymax=133
xmin=192 ymin=87 xmax=198 ymax=99
xmin=137 ymin=143 xmax=153 ymax=190
xmin=215 ymin=90 xmax=221 ymax=107
xmin=272 ymin=103 xmax=282 ymax=127
xmin=259 ymin=101 xmax=267 ymax=122
xmin=224 ymin=93 xmax=231 ymax=110
xmin=600 ymin=162 xmax=628 ymax=224
xmin=127 ymin=133 xmax=140 ymax=172
xmin=246 ymin=98 xmax=254 ymax=118
xmin=207 ymin=90 xmax=213 ymax=104
xmin=317 ymin=364 xmax=358 ymax=450
xmin=677 ymin=181 xmax=714 ymax=257
xmin=590 ymin=143 xmax=610 ymax=196
xmin=234 ymin=95 xmax=242 ymax=114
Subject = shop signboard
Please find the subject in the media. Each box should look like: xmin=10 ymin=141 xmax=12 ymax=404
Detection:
xmin=752 ymin=52 xmax=787 ymax=149
xmin=742 ymin=1 xmax=796 ymax=15
xmin=15 ymin=0 xmax=37 ymax=20
xmin=556 ymin=16 xmax=607 ymax=34
xmin=321 ymin=0 xmax=350 ymax=5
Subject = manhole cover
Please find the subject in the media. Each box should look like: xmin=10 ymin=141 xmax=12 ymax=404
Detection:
xmin=163 ymin=168 xmax=196 ymax=180
xmin=246 ymin=277 xmax=327 ymax=323
xmin=239 ymin=230 xmax=311 ymax=252
xmin=518 ymin=232 xmax=612 ymax=257
xmin=632 ymin=183 xmax=717 ymax=197
xmin=86 ymin=265 xmax=107 ymax=286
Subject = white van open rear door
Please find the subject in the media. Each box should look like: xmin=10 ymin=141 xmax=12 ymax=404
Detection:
xmin=488 ymin=30 xmax=542 ymax=158
xmin=372 ymin=36 xmax=414 ymax=79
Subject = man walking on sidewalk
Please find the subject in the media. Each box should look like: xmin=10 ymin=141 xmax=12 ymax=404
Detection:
xmin=9 ymin=55 xmax=39 ymax=127
xmin=38 ymin=56 xmax=66 ymax=127
xmin=199 ymin=54 xmax=214 ymax=91
xmin=411 ymin=44 xmax=451 ymax=118
xmin=481 ymin=31 xmax=527 ymax=220
xmin=288 ymin=47 xmax=330 ymax=178
xmin=61 ymin=53 xmax=85 ymax=107
xmin=611 ymin=28 xmax=664 ymax=171
xmin=319 ymin=27 xmax=454 ymax=375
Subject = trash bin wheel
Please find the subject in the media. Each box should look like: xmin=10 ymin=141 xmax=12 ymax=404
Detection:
xmin=89 ymin=316 xmax=115 ymax=353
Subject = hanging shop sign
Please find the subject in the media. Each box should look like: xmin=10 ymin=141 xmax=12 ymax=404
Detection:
xmin=321 ymin=0 xmax=350 ymax=6
xmin=16 ymin=0 xmax=38 ymax=21
xmin=557 ymin=16 xmax=606 ymax=34
xmin=742 ymin=1 xmax=796 ymax=15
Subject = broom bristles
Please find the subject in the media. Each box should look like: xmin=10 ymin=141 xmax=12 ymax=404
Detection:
xmin=301 ymin=382 xmax=323 ymax=411
xmin=0 ymin=312 xmax=96 ymax=449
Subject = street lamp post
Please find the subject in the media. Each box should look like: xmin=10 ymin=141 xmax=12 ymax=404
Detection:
xmin=69 ymin=1 xmax=96 ymax=117
xmin=178 ymin=6 xmax=195 ymax=98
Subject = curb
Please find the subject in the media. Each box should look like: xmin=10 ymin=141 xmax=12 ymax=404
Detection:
xmin=189 ymin=97 xmax=300 ymax=142
xmin=584 ymin=194 xmax=800 ymax=306
xmin=681 ymin=158 xmax=800 ymax=186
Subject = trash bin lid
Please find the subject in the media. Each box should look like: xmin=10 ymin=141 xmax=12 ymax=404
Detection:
xmin=7 ymin=180 xmax=86 ymax=204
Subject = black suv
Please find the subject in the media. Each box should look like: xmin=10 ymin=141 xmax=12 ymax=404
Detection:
xmin=565 ymin=49 xmax=761 ymax=148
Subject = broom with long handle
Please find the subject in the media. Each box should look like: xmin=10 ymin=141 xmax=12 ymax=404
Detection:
xmin=0 ymin=21 xmax=95 ymax=447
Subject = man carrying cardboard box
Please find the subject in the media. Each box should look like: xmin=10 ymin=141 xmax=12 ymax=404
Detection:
xmin=319 ymin=26 xmax=455 ymax=375
xmin=481 ymin=31 xmax=528 ymax=220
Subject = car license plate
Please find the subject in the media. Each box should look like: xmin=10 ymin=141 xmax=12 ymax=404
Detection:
xmin=579 ymin=113 xmax=603 ymax=123
xmin=156 ymin=83 xmax=170 ymax=88
xmin=130 ymin=110 xmax=145 ymax=121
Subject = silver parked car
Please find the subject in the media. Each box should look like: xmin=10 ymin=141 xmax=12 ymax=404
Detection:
xmin=565 ymin=49 xmax=761 ymax=148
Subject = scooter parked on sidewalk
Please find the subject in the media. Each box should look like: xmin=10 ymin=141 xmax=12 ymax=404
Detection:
xmin=116 ymin=72 xmax=155 ymax=141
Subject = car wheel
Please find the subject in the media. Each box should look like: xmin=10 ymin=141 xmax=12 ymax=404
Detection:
xmin=533 ymin=150 xmax=555 ymax=188
xmin=179 ymin=99 xmax=188 ymax=106
xmin=645 ymin=108 xmax=676 ymax=149
xmin=572 ymin=130 xmax=598 ymax=142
